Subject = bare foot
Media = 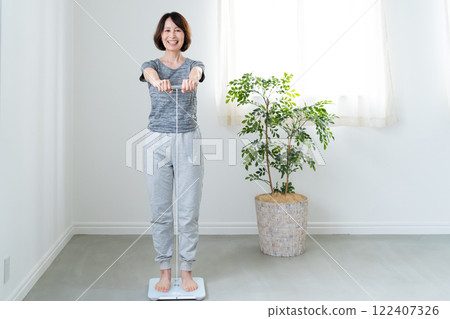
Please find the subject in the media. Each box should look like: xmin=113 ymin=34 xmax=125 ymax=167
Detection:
xmin=181 ymin=270 xmax=198 ymax=292
xmin=155 ymin=269 xmax=171 ymax=292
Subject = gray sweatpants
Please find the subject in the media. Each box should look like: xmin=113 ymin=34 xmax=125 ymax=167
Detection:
xmin=144 ymin=127 xmax=203 ymax=271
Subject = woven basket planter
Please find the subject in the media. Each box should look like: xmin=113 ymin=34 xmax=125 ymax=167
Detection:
xmin=255 ymin=193 xmax=308 ymax=257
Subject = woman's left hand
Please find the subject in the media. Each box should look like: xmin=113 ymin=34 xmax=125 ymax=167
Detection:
xmin=182 ymin=78 xmax=199 ymax=93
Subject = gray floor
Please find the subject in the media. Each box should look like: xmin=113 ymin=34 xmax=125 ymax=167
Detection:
xmin=24 ymin=234 xmax=450 ymax=301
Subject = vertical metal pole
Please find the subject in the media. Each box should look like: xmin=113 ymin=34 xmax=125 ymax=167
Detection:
xmin=174 ymin=87 xmax=179 ymax=285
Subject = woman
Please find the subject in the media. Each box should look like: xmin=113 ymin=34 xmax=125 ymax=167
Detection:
xmin=139 ymin=12 xmax=205 ymax=293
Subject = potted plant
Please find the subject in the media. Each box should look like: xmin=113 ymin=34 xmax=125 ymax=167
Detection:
xmin=226 ymin=73 xmax=338 ymax=256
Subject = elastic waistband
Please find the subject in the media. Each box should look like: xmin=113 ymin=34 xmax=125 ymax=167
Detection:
xmin=148 ymin=126 xmax=200 ymax=135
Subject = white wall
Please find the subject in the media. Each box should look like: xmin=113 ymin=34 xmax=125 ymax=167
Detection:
xmin=72 ymin=0 xmax=450 ymax=235
xmin=0 ymin=0 xmax=74 ymax=300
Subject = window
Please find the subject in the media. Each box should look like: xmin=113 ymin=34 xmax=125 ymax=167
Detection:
xmin=216 ymin=0 xmax=395 ymax=127
xmin=445 ymin=0 xmax=450 ymax=104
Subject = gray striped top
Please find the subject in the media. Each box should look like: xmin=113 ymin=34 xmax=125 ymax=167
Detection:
xmin=139 ymin=58 xmax=205 ymax=133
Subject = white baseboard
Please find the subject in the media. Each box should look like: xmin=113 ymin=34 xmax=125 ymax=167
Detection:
xmin=9 ymin=225 xmax=75 ymax=301
xmin=72 ymin=222 xmax=259 ymax=235
xmin=72 ymin=221 xmax=450 ymax=235
xmin=72 ymin=222 xmax=155 ymax=235
xmin=308 ymin=222 xmax=450 ymax=235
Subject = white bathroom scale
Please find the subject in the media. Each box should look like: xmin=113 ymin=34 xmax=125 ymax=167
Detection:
xmin=148 ymin=277 xmax=206 ymax=300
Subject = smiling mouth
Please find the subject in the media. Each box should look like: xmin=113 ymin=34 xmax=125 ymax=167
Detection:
xmin=167 ymin=40 xmax=178 ymax=45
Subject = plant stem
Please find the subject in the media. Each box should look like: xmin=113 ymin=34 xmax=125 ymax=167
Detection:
xmin=285 ymin=152 xmax=290 ymax=194
xmin=265 ymin=100 xmax=274 ymax=194
xmin=285 ymin=128 xmax=295 ymax=194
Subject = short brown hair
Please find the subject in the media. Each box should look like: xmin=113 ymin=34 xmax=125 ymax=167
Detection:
xmin=153 ymin=12 xmax=191 ymax=52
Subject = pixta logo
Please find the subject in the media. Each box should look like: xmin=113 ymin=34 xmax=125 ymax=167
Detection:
xmin=126 ymin=128 xmax=172 ymax=175
xmin=126 ymin=129 xmax=326 ymax=175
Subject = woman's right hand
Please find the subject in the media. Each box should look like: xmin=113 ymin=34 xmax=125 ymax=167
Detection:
xmin=154 ymin=79 xmax=173 ymax=93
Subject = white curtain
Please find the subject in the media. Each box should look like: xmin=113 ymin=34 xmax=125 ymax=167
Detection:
xmin=216 ymin=0 xmax=396 ymax=127
xmin=445 ymin=0 xmax=450 ymax=104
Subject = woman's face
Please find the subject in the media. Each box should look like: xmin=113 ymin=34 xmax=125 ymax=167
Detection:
xmin=161 ymin=17 xmax=184 ymax=52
